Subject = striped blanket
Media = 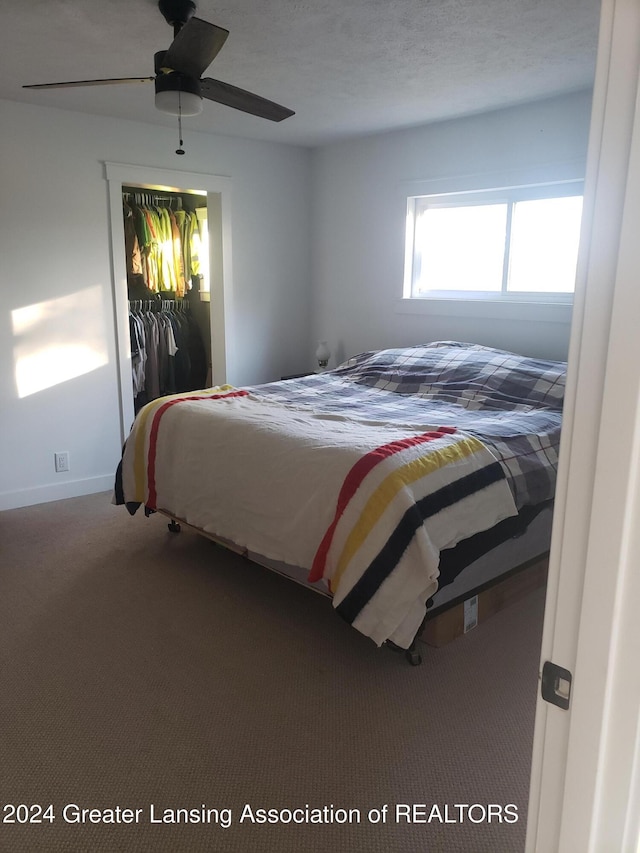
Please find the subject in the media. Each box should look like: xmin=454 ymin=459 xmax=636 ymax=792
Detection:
xmin=308 ymin=427 xmax=517 ymax=647
xmin=115 ymin=385 xmax=249 ymax=512
xmin=114 ymin=385 xmax=517 ymax=649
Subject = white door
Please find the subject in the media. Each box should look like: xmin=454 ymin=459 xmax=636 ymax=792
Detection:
xmin=526 ymin=0 xmax=640 ymax=849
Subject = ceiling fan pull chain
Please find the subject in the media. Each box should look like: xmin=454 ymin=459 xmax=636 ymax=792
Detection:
xmin=176 ymin=89 xmax=186 ymax=155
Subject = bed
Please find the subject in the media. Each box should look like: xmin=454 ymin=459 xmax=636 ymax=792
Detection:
xmin=114 ymin=340 xmax=564 ymax=662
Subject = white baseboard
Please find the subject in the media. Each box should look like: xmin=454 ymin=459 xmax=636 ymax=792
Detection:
xmin=0 ymin=475 xmax=114 ymax=511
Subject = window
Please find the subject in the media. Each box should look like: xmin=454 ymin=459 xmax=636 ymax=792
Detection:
xmin=404 ymin=182 xmax=583 ymax=303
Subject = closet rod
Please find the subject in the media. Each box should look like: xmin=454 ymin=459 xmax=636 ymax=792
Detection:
xmin=128 ymin=298 xmax=188 ymax=312
xmin=123 ymin=190 xmax=184 ymax=209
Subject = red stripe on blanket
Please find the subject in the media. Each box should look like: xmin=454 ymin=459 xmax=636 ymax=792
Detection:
xmin=308 ymin=426 xmax=456 ymax=583
xmin=146 ymin=391 xmax=249 ymax=509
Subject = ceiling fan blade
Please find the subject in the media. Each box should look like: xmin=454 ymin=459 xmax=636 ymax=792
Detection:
xmin=23 ymin=77 xmax=154 ymax=90
xmin=201 ymin=78 xmax=295 ymax=122
xmin=162 ymin=17 xmax=229 ymax=78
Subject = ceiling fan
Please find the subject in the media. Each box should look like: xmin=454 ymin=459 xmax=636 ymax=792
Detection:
xmin=23 ymin=0 xmax=295 ymax=132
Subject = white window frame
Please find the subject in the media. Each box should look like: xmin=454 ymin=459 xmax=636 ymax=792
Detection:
xmin=403 ymin=179 xmax=584 ymax=305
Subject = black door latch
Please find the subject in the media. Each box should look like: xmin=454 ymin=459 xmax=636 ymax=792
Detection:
xmin=541 ymin=661 xmax=572 ymax=710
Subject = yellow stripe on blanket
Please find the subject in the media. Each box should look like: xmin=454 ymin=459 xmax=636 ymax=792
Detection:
xmin=330 ymin=434 xmax=484 ymax=592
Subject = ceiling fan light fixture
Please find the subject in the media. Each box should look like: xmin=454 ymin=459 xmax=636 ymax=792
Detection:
xmin=155 ymin=72 xmax=203 ymax=115
xmin=155 ymin=89 xmax=203 ymax=115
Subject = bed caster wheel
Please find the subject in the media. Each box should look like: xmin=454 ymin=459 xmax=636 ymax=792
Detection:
xmin=405 ymin=649 xmax=422 ymax=666
xmin=167 ymin=520 xmax=181 ymax=533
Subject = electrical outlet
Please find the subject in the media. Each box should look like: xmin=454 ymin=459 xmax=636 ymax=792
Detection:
xmin=54 ymin=451 xmax=70 ymax=473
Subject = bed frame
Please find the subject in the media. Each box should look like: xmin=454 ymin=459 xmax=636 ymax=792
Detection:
xmin=420 ymin=554 xmax=548 ymax=647
xmin=154 ymin=502 xmax=552 ymax=667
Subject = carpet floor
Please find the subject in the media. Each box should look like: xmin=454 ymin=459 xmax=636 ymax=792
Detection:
xmin=0 ymin=491 xmax=545 ymax=852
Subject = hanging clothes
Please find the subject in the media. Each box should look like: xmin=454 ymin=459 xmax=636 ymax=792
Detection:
xmin=128 ymin=300 xmax=207 ymax=412
xmin=123 ymin=202 xmax=143 ymax=277
xmin=168 ymin=209 xmax=187 ymax=297
xmin=122 ymin=193 xmax=203 ymax=296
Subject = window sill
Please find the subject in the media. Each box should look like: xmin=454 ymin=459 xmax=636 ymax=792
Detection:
xmin=395 ymin=297 xmax=573 ymax=324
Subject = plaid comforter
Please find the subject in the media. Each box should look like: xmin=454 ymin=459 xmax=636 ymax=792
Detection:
xmin=249 ymin=341 xmax=565 ymax=511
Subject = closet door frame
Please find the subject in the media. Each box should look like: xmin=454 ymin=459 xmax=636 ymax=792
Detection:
xmin=105 ymin=162 xmax=233 ymax=443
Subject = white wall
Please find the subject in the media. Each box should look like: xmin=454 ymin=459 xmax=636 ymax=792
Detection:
xmin=0 ymin=99 xmax=311 ymax=510
xmin=310 ymin=91 xmax=593 ymax=367
xmin=0 ymin=91 xmax=593 ymax=510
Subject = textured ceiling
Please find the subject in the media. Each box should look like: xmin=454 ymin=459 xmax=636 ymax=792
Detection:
xmin=1 ymin=0 xmax=601 ymax=147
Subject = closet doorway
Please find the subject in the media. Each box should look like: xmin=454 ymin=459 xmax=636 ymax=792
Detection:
xmin=105 ymin=163 xmax=233 ymax=444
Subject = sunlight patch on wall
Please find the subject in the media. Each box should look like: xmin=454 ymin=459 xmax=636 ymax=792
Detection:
xmin=12 ymin=286 xmax=109 ymax=398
